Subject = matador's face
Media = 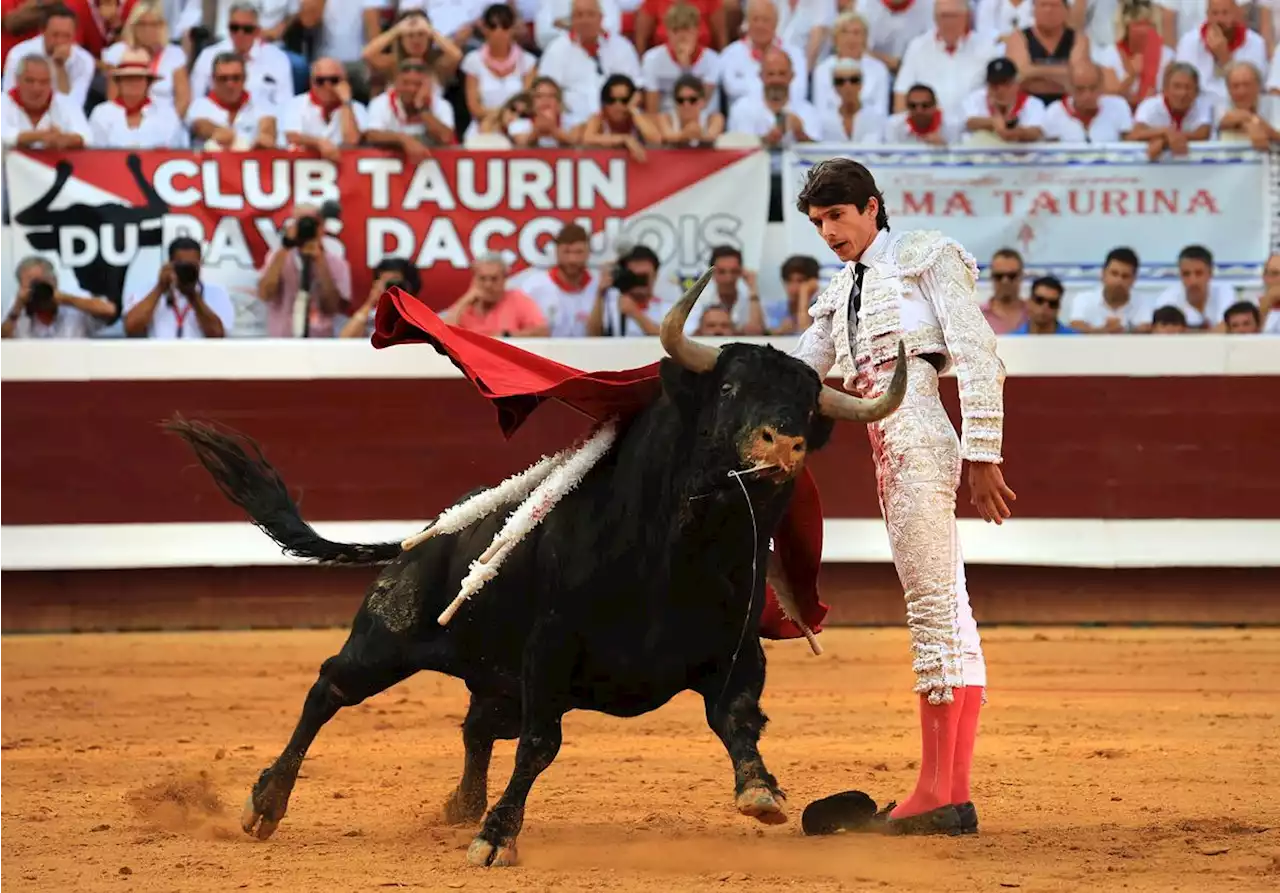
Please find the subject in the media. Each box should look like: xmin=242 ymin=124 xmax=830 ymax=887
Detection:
xmin=806 ymin=202 xmax=879 ymax=264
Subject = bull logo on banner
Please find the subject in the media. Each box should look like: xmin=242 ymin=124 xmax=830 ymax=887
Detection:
xmin=13 ymin=154 xmax=170 ymax=312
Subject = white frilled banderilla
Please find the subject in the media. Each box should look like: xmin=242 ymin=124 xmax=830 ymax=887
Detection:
xmin=402 ymin=419 xmax=620 ymax=626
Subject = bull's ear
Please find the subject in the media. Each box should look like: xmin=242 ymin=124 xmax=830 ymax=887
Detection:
xmin=808 ymin=413 xmax=835 ymax=451
xmin=658 ymin=358 xmax=701 ymax=416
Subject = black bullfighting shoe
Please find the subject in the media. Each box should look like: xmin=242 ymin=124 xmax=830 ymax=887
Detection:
xmin=955 ymin=801 xmax=979 ymax=835
xmin=800 ymin=790 xmax=879 ymax=835
xmin=861 ymin=801 xmax=963 ymax=836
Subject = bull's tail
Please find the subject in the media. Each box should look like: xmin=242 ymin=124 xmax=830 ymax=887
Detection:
xmin=165 ymin=417 xmax=402 ymax=566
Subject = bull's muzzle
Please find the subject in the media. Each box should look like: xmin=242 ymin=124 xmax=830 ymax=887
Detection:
xmin=744 ymin=427 xmax=807 ymax=480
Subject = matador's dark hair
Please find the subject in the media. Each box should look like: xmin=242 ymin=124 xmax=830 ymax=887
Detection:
xmin=794 ymin=158 xmax=889 ymax=231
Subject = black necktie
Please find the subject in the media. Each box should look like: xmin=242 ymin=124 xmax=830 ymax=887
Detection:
xmin=848 ymin=263 xmax=866 ymax=329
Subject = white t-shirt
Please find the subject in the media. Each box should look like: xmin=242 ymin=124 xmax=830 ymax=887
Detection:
xmin=281 ymin=92 xmax=369 ymax=144
xmin=1148 ymin=280 xmax=1244 ymax=327
xmin=819 ymin=106 xmax=885 ymax=143
xmin=1173 ymin=26 xmax=1270 ymax=105
xmin=89 ymin=99 xmax=188 ymax=149
xmin=882 ymin=110 xmax=964 ymax=145
xmin=2 ymin=36 xmax=97 ymax=109
xmin=960 ymin=88 xmax=1048 ymax=129
xmin=727 ymin=94 xmax=824 ymax=144
xmin=103 ymin=42 xmax=188 ymax=111
xmin=855 ymin=0 xmax=936 ymax=61
xmin=718 ymin=39 xmax=809 ymax=108
xmin=124 ymin=282 xmax=237 ymax=339
xmin=1042 ymin=95 xmax=1134 ymax=142
xmin=1067 ymin=287 xmax=1151 ymax=331
xmin=461 ymin=47 xmax=538 ymax=113
xmin=518 ymin=268 xmax=599 ymax=338
xmin=537 ymin=33 xmax=643 ymax=123
xmin=895 ymin=30 xmax=999 ymax=122
xmin=811 ymin=54 xmax=892 ymax=116
xmin=366 ymin=88 xmax=456 ymax=139
xmin=191 ymin=39 xmax=295 ymax=109
xmin=186 ymin=92 xmax=278 ymax=147
xmin=1133 ymin=94 xmax=1216 ymax=132
xmin=641 ymin=44 xmax=722 ymax=113
xmin=0 ymin=90 xmax=93 ymax=146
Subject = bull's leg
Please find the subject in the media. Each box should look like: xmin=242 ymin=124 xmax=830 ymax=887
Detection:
xmin=701 ymin=642 xmax=787 ymax=825
xmin=242 ymin=652 xmax=412 ymax=840
xmin=442 ymin=692 xmax=522 ymax=825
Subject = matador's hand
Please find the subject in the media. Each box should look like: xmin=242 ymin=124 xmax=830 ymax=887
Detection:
xmin=968 ymin=461 xmax=1016 ymax=524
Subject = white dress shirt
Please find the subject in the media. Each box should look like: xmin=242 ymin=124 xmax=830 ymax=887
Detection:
xmin=2 ymin=36 xmax=97 ymax=109
xmin=855 ymin=0 xmax=937 ymax=61
xmin=191 ymin=39 xmax=294 ymax=109
xmin=1174 ymin=25 xmax=1269 ymax=105
xmin=1 ymin=90 xmax=93 ymax=146
xmin=727 ymin=93 xmax=824 ymax=143
xmin=89 ymin=99 xmax=188 ymax=148
xmin=811 ymin=54 xmax=892 ymax=116
xmin=819 ymin=106 xmax=885 ymax=143
xmin=102 ymin=42 xmax=188 ymax=111
xmin=124 ymin=282 xmax=237 ymax=339
xmin=718 ymin=39 xmax=809 ymax=108
xmin=533 ymin=0 xmax=624 ymax=50
xmin=641 ymin=44 xmax=722 ymax=113
xmin=366 ymin=88 xmax=456 ymax=138
xmin=1067 ymin=287 xmax=1150 ymax=331
xmin=281 ymin=92 xmax=370 ymax=143
xmin=1041 ymin=94 xmax=1134 ymax=141
xmin=1133 ymin=94 xmax=1216 ymax=131
xmin=895 ymin=30 xmax=999 ymax=122
xmin=537 ymin=32 xmax=643 ymax=122
xmin=186 ymin=92 xmax=278 ymax=147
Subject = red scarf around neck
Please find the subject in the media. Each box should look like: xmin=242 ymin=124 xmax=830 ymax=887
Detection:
xmin=1117 ymin=27 xmax=1164 ymax=106
xmin=988 ymin=91 xmax=1030 ymax=121
xmin=1200 ymin=22 xmax=1247 ymax=55
xmin=1163 ymin=96 xmax=1189 ymax=130
xmin=744 ymin=36 xmax=781 ymax=63
xmin=881 ymin=0 xmax=916 ymax=12
xmin=208 ymin=89 xmax=250 ymax=119
xmin=907 ymin=109 xmax=942 ymax=137
xmin=668 ymin=42 xmax=704 ymax=69
xmin=573 ymin=31 xmax=605 ymax=57
xmin=309 ymin=89 xmax=342 ymax=122
xmin=114 ymin=95 xmax=150 ymax=116
xmin=1062 ymin=96 xmax=1097 ymax=127
xmin=549 ymin=266 xmax=591 ymax=292
xmin=8 ymin=87 xmax=51 ymax=123
xmin=480 ymin=43 xmax=521 ymax=78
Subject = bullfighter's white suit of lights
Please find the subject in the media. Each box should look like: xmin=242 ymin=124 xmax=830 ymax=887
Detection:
xmin=793 ymin=229 xmax=1004 ymax=706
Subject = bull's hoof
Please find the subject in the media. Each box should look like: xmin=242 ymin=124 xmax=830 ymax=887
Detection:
xmin=466 ymin=836 xmax=518 ymax=868
xmin=736 ymin=785 xmax=788 ymax=825
xmin=241 ymin=773 xmax=290 ymax=840
xmin=241 ymin=793 xmax=282 ymax=840
xmin=442 ymin=788 xmax=486 ymax=826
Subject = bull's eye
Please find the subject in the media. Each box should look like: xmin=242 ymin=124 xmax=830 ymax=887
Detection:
xmin=720 ymin=382 xmax=734 ymax=395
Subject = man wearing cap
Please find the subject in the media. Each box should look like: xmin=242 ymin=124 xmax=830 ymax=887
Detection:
xmin=962 ymin=58 xmax=1047 ymax=143
xmin=88 ymin=46 xmax=186 ymax=148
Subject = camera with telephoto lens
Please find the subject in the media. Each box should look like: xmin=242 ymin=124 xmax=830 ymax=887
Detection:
xmin=282 ymin=201 xmax=341 ymax=248
xmin=173 ymin=261 xmax=200 ymax=288
xmin=26 ymin=280 xmax=56 ymax=315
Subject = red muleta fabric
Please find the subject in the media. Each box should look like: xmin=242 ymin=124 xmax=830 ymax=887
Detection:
xmin=371 ymin=286 xmax=828 ymax=642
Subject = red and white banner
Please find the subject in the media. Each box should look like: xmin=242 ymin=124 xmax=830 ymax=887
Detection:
xmin=2 ymin=148 xmax=771 ymax=313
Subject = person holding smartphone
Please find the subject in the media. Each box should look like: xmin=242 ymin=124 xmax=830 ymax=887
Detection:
xmin=123 ymin=236 xmax=237 ymax=339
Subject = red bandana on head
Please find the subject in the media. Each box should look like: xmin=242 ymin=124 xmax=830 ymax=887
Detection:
xmin=907 ymin=109 xmax=943 ymax=137
xmin=1200 ymin=22 xmax=1247 ymax=54
xmin=8 ymin=86 xmax=51 ymax=123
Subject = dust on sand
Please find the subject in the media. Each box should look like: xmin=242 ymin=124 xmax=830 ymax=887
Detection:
xmin=3 ymin=628 xmax=1279 ymax=892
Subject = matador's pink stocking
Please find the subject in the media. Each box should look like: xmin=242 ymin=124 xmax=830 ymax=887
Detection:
xmin=951 ymin=686 xmax=984 ymax=804
xmin=889 ymin=692 xmax=963 ymax=819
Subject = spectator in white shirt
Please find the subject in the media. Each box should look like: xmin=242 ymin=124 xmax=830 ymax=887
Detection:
xmin=1269 ymin=43 xmax=1279 ymax=93
xmin=1 ymin=54 xmax=90 ymax=148
xmin=361 ymin=8 xmax=464 ymax=86
xmin=1147 ymin=243 xmax=1245 ymax=329
xmin=894 ymin=0 xmax=999 ymax=119
xmin=124 ymin=236 xmax=237 ymax=339
xmin=641 ymin=1 xmax=721 ymax=114
xmin=510 ymin=74 xmax=586 ymax=145
xmin=186 ymin=52 xmax=278 ymax=149
xmin=656 ymin=71 xmax=725 ymax=143
xmin=727 ymin=46 xmax=822 ymax=147
xmin=538 ymin=0 xmax=643 ymax=123
xmin=976 ymin=0 xmax=1036 ymax=41
xmin=191 ymin=2 xmax=293 ymax=108
xmin=720 ymin=0 xmax=809 ymax=107
xmin=173 ymin=0 xmax=299 ymax=44
xmin=461 ymin=3 xmax=537 ymax=139
xmin=534 ymin=0 xmax=624 ymax=49
xmin=856 ymin=0 xmax=937 ymax=74
xmin=89 ymin=48 xmax=186 ymax=147
xmin=776 ymin=0 xmax=838 ymax=73
xmin=2 ymin=3 xmax=96 ymax=108
xmin=811 ymin=11 xmax=891 ymax=115
xmin=1174 ymin=0 xmax=1269 ymax=104
xmin=103 ymin=0 xmax=191 ymax=117
xmin=963 ymin=57 xmax=1049 ymax=140
xmin=1096 ymin=0 xmax=1173 ymax=109
xmin=884 ymin=81 xmax=965 ymax=142
xmin=1068 ymin=246 xmax=1149 ymax=331
xmin=1043 ymin=58 xmax=1135 ymax=139
xmin=2 ymin=257 xmax=116 ymax=340
xmin=516 ymin=222 xmax=599 ymax=338
xmin=282 ymin=57 xmax=366 ymax=160
xmin=1128 ymin=60 xmax=1213 ymax=156
xmin=589 ymin=243 xmax=684 ymax=337
xmin=1215 ymin=59 xmax=1280 ymax=145
xmin=365 ymin=58 xmax=457 ymax=160
xmin=819 ymin=57 xmax=885 ymax=141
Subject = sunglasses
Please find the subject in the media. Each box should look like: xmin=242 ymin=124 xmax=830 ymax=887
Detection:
xmin=675 ymin=94 xmax=700 ymax=104
xmin=833 ymin=76 xmax=862 ymax=86
xmin=314 ymin=76 xmax=343 ymax=86
xmin=228 ymin=23 xmax=258 ymax=33
xmin=605 ymin=94 xmax=632 ymax=105
xmin=991 ymin=270 xmax=1021 ymax=281
xmin=214 ymin=73 xmax=245 ymax=83
xmin=1031 ymin=294 xmax=1061 ymax=309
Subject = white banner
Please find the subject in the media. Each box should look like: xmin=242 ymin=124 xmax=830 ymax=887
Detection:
xmin=783 ymin=144 xmax=1277 ymax=284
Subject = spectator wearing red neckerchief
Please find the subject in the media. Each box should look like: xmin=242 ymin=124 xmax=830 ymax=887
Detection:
xmin=719 ymin=0 xmax=809 ymax=108
xmin=961 ymin=56 xmax=1047 ymax=142
xmin=1093 ymin=0 xmax=1172 ymax=110
xmin=633 ymin=0 xmax=724 ymax=53
xmin=882 ymin=81 xmax=963 ymax=144
xmin=1173 ymin=0 xmax=1268 ymax=106
xmin=1127 ymin=60 xmax=1214 ymax=159
xmin=537 ymin=0 xmax=641 ymax=123
xmin=1 ymin=0 xmax=89 ymax=67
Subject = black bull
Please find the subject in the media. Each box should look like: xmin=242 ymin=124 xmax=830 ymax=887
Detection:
xmin=168 ymin=278 xmax=907 ymax=867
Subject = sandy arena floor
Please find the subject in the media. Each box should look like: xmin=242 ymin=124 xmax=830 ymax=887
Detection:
xmin=2 ymin=627 xmax=1278 ymax=892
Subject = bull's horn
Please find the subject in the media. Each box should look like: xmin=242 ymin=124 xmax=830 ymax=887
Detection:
xmin=818 ymin=341 xmax=909 ymax=423
xmin=659 ymin=266 xmax=719 ymax=374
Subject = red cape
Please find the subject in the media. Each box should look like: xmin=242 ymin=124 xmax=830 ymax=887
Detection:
xmin=371 ymin=287 xmax=828 ymax=641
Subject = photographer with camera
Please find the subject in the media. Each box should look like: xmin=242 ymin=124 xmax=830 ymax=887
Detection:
xmin=586 ymin=243 xmax=682 ymax=337
xmin=257 ymin=203 xmax=351 ymax=338
xmin=2 ymin=256 xmax=117 ymax=339
xmin=339 ymin=258 xmax=422 ymax=339
xmin=123 ymin=237 xmax=237 ymax=339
